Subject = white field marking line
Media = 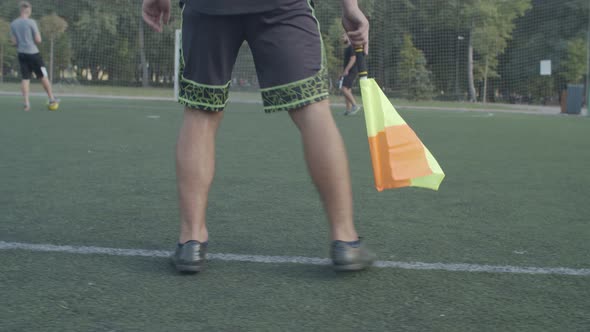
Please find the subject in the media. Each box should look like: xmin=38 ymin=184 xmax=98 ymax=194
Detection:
xmin=0 ymin=91 xmax=564 ymax=115
xmin=1 ymin=241 xmax=589 ymax=276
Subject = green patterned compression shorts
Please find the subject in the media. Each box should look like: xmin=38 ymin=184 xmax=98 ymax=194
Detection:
xmin=179 ymin=0 xmax=328 ymax=113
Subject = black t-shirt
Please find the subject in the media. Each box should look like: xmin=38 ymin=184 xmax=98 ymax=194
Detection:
xmin=188 ymin=0 xmax=303 ymax=15
xmin=343 ymin=45 xmax=358 ymax=75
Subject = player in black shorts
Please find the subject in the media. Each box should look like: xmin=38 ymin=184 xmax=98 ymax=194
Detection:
xmin=10 ymin=1 xmax=59 ymax=111
xmin=143 ymin=0 xmax=375 ymax=272
xmin=340 ymin=33 xmax=361 ymax=115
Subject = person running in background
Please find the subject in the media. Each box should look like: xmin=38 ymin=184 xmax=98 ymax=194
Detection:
xmin=10 ymin=1 xmax=58 ymax=111
xmin=340 ymin=33 xmax=361 ymax=115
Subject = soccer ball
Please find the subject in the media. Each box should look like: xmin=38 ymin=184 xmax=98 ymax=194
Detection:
xmin=48 ymin=101 xmax=59 ymax=111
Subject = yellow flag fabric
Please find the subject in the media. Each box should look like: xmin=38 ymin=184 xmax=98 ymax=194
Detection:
xmin=360 ymin=78 xmax=445 ymax=191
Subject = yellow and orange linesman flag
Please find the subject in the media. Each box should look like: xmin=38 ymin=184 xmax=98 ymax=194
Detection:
xmin=355 ymin=48 xmax=445 ymax=192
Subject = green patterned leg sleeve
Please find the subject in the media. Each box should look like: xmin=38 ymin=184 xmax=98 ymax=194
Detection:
xmin=177 ymin=45 xmax=230 ymax=112
xmin=260 ymin=67 xmax=330 ymax=113
xmin=178 ymin=79 xmax=230 ymax=112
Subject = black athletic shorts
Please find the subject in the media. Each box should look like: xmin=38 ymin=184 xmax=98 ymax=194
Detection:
xmin=341 ymin=73 xmax=357 ymax=89
xmin=179 ymin=0 xmax=329 ymax=112
xmin=18 ymin=53 xmax=47 ymax=80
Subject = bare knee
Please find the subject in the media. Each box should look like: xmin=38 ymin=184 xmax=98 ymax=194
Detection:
xmin=183 ymin=107 xmax=224 ymax=123
xmin=288 ymin=99 xmax=332 ymax=130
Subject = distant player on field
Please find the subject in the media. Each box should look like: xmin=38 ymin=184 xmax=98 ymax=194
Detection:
xmin=10 ymin=1 xmax=58 ymax=111
xmin=340 ymin=33 xmax=361 ymax=115
xmin=143 ymin=0 xmax=375 ymax=273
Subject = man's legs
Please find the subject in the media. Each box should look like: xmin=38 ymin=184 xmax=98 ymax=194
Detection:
xmin=40 ymin=77 xmax=56 ymax=101
xmin=341 ymin=86 xmax=357 ymax=107
xmin=21 ymin=79 xmax=31 ymax=111
xmin=341 ymin=85 xmax=362 ymax=115
xmin=342 ymin=86 xmax=352 ymax=112
xmin=176 ymin=108 xmax=224 ymax=244
xmin=289 ymin=99 xmax=358 ymax=242
xmin=170 ymin=6 xmax=243 ymax=271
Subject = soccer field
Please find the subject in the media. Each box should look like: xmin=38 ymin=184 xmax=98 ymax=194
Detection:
xmin=1 ymin=95 xmax=589 ymax=331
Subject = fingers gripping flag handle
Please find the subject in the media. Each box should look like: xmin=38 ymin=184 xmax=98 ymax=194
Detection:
xmin=355 ymin=47 xmax=368 ymax=79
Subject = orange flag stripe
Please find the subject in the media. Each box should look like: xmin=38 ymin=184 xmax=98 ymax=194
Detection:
xmin=368 ymin=124 xmax=434 ymax=191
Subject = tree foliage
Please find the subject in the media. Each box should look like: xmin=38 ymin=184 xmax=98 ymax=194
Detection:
xmin=470 ymin=0 xmax=531 ymax=102
xmin=501 ymin=0 xmax=589 ymax=101
xmin=39 ymin=14 xmax=68 ymax=82
xmin=398 ymin=34 xmax=434 ymax=100
xmin=0 ymin=18 xmax=10 ymax=82
xmin=0 ymin=0 xmax=586 ymax=104
xmin=0 ymin=18 xmax=9 ymax=43
xmin=39 ymin=13 xmax=68 ymax=39
xmin=561 ymin=37 xmax=588 ymax=84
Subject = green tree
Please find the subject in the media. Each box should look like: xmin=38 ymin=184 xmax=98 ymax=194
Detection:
xmin=73 ymin=10 xmax=117 ymax=81
xmin=0 ymin=18 xmax=9 ymax=83
xmin=325 ymin=18 xmax=345 ymax=89
xmin=1 ymin=0 xmax=585 ymax=99
xmin=398 ymin=34 xmax=434 ymax=100
xmin=458 ymin=0 xmax=531 ymax=102
xmin=366 ymin=0 xmax=413 ymax=91
xmin=561 ymin=37 xmax=588 ymax=84
xmin=39 ymin=13 xmax=68 ymax=82
xmin=473 ymin=26 xmax=502 ymax=103
xmin=69 ymin=1 xmax=139 ymax=83
xmin=501 ymin=0 xmax=589 ymax=101
xmin=474 ymin=0 xmax=530 ymax=102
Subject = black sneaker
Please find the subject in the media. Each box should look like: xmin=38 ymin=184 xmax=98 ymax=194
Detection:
xmin=331 ymin=240 xmax=376 ymax=271
xmin=171 ymin=240 xmax=208 ymax=273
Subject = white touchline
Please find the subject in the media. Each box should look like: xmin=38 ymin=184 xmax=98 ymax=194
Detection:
xmin=0 ymin=91 xmax=560 ymax=116
xmin=1 ymin=241 xmax=588 ymax=276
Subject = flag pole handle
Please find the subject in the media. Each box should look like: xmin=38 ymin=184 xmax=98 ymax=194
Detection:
xmin=355 ymin=47 xmax=368 ymax=78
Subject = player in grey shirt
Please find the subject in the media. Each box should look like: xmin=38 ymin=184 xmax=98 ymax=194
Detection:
xmin=10 ymin=1 xmax=58 ymax=111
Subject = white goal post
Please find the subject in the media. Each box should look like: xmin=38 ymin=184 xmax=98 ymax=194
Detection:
xmin=173 ymin=29 xmax=182 ymax=100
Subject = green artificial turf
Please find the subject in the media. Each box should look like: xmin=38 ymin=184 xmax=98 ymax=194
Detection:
xmin=1 ymin=95 xmax=589 ymax=331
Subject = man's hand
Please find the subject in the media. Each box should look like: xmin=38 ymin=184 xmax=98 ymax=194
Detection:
xmin=341 ymin=0 xmax=369 ymax=54
xmin=143 ymin=0 xmax=171 ymax=32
